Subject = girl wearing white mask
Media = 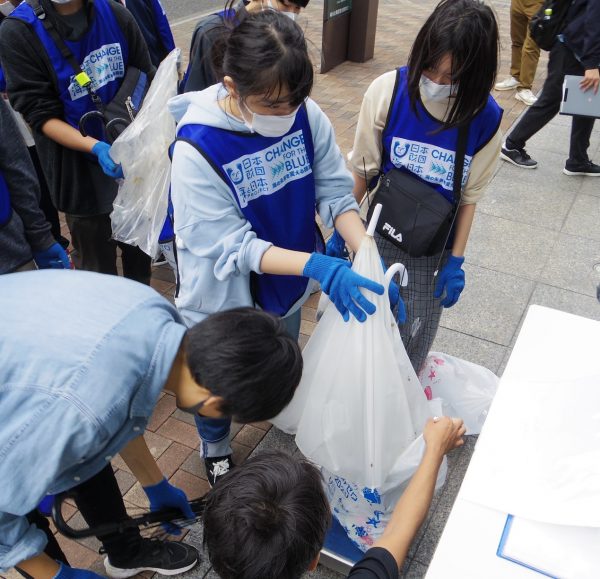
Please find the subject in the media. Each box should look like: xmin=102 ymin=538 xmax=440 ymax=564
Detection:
xmin=168 ymin=10 xmax=397 ymax=486
xmin=346 ymin=0 xmax=503 ymax=374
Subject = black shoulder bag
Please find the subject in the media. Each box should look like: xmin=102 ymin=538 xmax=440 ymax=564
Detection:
xmin=27 ymin=0 xmax=149 ymax=143
xmin=529 ymin=0 xmax=572 ymax=52
xmin=367 ymin=123 xmax=469 ymax=258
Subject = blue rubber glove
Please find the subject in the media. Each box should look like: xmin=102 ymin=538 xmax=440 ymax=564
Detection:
xmin=143 ymin=478 xmax=195 ymax=535
xmin=38 ymin=494 xmax=56 ymax=517
xmin=381 ymin=257 xmax=407 ymax=325
xmin=33 ymin=242 xmax=71 ymax=269
xmin=53 ymin=562 xmax=104 ymax=579
xmin=433 ymin=255 xmax=465 ymax=308
xmin=303 ymin=253 xmax=384 ymax=322
xmin=325 ymin=229 xmax=349 ymax=259
xmin=92 ymin=141 xmax=124 ymax=179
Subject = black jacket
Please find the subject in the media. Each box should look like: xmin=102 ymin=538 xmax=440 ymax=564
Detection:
xmin=563 ymin=0 xmax=600 ymax=69
xmin=183 ymin=1 xmax=249 ymax=93
xmin=0 ymin=0 xmax=154 ymax=216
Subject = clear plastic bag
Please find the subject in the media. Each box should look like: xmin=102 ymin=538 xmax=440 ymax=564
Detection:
xmin=110 ymin=49 xmax=179 ymax=258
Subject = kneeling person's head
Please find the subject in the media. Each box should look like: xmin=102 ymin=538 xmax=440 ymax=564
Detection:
xmin=203 ymin=451 xmax=331 ymax=579
xmin=184 ymin=308 xmax=302 ymax=423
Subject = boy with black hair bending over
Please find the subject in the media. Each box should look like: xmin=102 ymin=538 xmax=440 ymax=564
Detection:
xmin=203 ymin=417 xmax=465 ymax=579
xmin=0 ymin=270 xmax=302 ymax=579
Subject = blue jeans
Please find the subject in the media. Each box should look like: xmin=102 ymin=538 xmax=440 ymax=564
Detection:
xmin=195 ymin=308 xmax=302 ymax=458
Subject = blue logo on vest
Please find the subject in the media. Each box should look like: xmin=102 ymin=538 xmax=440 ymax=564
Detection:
xmin=222 ymin=130 xmax=312 ymax=208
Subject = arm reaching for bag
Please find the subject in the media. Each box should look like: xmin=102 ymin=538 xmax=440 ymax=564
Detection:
xmin=373 ymin=417 xmax=466 ymax=568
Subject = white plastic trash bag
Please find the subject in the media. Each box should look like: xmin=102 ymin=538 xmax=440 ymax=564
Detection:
xmin=272 ymin=206 xmax=438 ymax=490
xmin=418 ymin=352 xmax=499 ymax=435
xmin=110 ymin=49 xmax=179 ymax=258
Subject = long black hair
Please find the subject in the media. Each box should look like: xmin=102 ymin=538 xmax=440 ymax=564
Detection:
xmin=213 ymin=10 xmax=314 ymax=107
xmin=407 ymin=0 xmax=499 ymax=128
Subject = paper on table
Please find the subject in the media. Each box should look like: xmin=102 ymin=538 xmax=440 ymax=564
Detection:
xmin=497 ymin=515 xmax=600 ymax=578
xmin=461 ymin=376 xmax=600 ymax=527
xmin=460 ymin=306 xmax=600 ymax=527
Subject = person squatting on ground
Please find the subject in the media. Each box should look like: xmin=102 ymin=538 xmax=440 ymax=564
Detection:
xmin=494 ymin=0 xmax=544 ymax=106
xmin=202 ymin=417 xmax=466 ymax=579
xmin=0 ymin=270 xmax=303 ymax=579
xmin=335 ymin=0 xmax=502 ymax=374
xmin=0 ymin=0 xmax=154 ymax=281
xmin=0 ymin=98 xmax=70 ymax=274
xmin=182 ymin=0 xmax=309 ymax=94
xmin=501 ymin=0 xmax=600 ymax=176
xmin=168 ymin=10 xmax=399 ymax=485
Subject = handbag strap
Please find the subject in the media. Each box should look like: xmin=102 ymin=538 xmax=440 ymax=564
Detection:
xmin=26 ymin=0 xmax=105 ymax=112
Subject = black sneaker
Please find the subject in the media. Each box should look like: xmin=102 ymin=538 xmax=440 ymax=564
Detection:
xmin=104 ymin=539 xmax=199 ymax=578
xmin=563 ymin=160 xmax=600 ymax=177
xmin=204 ymin=455 xmax=234 ymax=487
xmin=500 ymin=144 xmax=538 ymax=168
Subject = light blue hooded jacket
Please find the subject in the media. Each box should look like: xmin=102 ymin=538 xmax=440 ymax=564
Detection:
xmin=168 ymin=85 xmax=359 ymax=326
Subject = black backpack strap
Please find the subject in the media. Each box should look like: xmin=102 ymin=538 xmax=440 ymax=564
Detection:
xmin=26 ymin=0 xmax=105 ymax=112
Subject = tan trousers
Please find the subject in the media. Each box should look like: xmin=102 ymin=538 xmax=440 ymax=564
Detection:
xmin=510 ymin=0 xmax=544 ymax=89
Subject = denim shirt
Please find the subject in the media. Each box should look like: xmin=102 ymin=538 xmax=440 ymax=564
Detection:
xmin=0 ymin=270 xmax=186 ymax=570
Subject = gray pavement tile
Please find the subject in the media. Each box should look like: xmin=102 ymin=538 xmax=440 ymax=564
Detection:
xmin=477 ymin=168 xmax=575 ymax=231
xmin=562 ymin=193 xmax=600 ymax=241
xmin=578 ymin=175 xmax=600 ymax=198
xmin=539 ymin=233 xmax=600 ymax=297
xmin=250 ymin=426 xmax=299 ymax=457
xmin=431 ymin=327 xmax=506 ymax=374
xmin=496 ymin=149 xmax=584 ymax=196
xmin=466 ymin=212 xmax=559 ymax=280
xmin=439 ymin=263 xmax=536 ymax=346
xmin=529 ymin=283 xmax=600 ymax=322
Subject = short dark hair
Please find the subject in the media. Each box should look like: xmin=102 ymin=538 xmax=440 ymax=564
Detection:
xmin=185 ymin=308 xmax=303 ymax=423
xmin=203 ymin=451 xmax=331 ymax=579
xmin=407 ymin=0 xmax=499 ymax=128
xmin=213 ymin=10 xmax=314 ymax=107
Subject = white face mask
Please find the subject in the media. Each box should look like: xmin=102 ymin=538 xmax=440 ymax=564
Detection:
xmin=262 ymin=0 xmax=297 ymax=20
xmin=0 ymin=1 xmax=15 ymax=16
xmin=239 ymin=100 xmax=299 ymax=138
xmin=420 ymin=75 xmax=456 ymax=102
xmin=283 ymin=10 xmax=297 ymax=21
xmin=50 ymin=0 xmax=74 ymax=4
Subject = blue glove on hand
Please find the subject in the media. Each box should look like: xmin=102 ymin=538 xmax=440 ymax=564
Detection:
xmin=92 ymin=141 xmax=124 ymax=179
xmin=325 ymin=229 xmax=349 ymax=259
xmin=33 ymin=242 xmax=71 ymax=269
xmin=433 ymin=255 xmax=465 ymax=308
xmin=304 ymin=253 xmax=384 ymax=322
xmin=143 ymin=478 xmax=195 ymax=535
xmin=381 ymin=257 xmax=407 ymax=325
xmin=53 ymin=563 xmax=104 ymax=579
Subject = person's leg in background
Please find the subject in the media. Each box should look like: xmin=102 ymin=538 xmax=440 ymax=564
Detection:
xmin=65 ymin=214 xmax=118 ymax=274
xmin=502 ymin=41 xmax=567 ymax=166
xmin=509 ymin=0 xmax=527 ymax=86
xmin=514 ymin=0 xmax=543 ymax=105
xmin=118 ymin=241 xmax=152 ymax=286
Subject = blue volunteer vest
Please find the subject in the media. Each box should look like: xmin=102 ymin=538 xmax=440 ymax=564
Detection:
xmin=0 ymin=170 xmax=12 ymax=228
xmin=381 ymin=67 xmax=502 ymax=205
xmin=10 ymin=0 xmax=128 ymax=132
xmin=177 ymin=105 xmax=317 ymax=316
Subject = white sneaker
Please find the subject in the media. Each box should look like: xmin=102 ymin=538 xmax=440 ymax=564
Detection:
xmin=515 ymin=88 xmax=538 ymax=106
xmin=494 ymin=76 xmax=520 ymax=91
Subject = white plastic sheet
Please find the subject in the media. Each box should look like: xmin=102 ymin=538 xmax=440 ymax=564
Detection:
xmin=110 ymin=49 xmax=179 ymax=258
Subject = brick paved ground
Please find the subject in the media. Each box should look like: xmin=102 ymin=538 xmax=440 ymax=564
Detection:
xmin=3 ymin=1 xmax=561 ymax=577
